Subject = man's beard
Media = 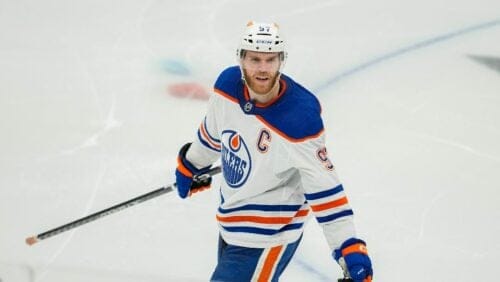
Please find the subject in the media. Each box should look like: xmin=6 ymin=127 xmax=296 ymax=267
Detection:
xmin=242 ymin=68 xmax=280 ymax=95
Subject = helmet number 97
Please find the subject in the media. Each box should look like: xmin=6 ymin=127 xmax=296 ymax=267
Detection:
xmin=259 ymin=25 xmax=271 ymax=33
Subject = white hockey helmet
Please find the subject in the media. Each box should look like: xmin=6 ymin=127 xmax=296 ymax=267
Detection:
xmin=237 ymin=21 xmax=286 ymax=61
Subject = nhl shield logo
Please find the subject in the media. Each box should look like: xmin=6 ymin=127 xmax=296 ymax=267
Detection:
xmin=221 ymin=130 xmax=252 ymax=188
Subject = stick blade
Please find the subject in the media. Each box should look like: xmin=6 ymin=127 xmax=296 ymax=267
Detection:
xmin=25 ymin=236 xmax=38 ymax=246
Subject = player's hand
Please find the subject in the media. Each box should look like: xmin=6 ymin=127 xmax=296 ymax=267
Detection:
xmin=334 ymin=238 xmax=373 ymax=282
xmin=175 ymin=143 xmax=212 ymax=199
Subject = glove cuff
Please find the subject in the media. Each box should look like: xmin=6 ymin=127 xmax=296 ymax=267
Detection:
xmin=334 ymin=238 xmax=367 ymax=261
xmin=177 ymin=143 xmax=211 ymax=176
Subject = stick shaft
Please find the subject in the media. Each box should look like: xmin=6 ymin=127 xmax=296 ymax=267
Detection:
xmin=28 ymin=166 xmax=221 ymax=244
xmin=37 ymin=186 xmax=171 ymax=241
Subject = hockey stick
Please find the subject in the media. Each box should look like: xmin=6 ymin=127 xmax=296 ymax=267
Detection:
xmin=25 ymin=166 xmax=222 ymax=246
xmin=338 ymin=279 xmax=354 ymax=282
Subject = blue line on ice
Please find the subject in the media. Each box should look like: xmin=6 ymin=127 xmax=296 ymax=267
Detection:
xmin=314 ymin=18 xmax=500 ymax=93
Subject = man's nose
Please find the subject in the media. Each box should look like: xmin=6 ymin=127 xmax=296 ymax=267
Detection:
xmin=257 ymin=61 xmax=270 ymax=72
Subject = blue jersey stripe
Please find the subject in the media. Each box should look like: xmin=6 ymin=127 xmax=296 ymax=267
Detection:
xmin=316 ymin=209 xmax=354 ymax=223
xmin=218 ymin=203 xmax=304 ymax=214
xmin=305 ymin=184 xmax=344 ymax=201
xmin=221 ymin=223 xmax=304 ymax=235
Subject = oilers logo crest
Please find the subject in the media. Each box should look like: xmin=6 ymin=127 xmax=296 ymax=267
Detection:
xmin=221 ymin=130 xmax=252 ymax=188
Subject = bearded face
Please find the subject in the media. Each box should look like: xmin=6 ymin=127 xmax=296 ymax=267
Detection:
xmin=240 ymin=51 xmax=282 ymax=95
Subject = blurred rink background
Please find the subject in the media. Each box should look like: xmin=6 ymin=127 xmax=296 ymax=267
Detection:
xmin=1 ymin=0 xmax=499 ymax=281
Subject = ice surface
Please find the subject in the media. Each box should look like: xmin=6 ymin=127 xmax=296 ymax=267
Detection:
xmin=1 ymin=1 xmax=499 ymax=281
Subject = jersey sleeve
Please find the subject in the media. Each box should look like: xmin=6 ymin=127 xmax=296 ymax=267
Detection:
xmin=292 ymin=134 xmax=357 ymax=251
xmin=185 ymin=93 xmax=221 ymax=168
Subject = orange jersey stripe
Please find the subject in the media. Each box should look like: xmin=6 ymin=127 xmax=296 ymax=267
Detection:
xmin=255 ymin=115 xmax=324 ymax=143
xmin=310 ymin=196 xmax=348 ymax=212
xmin=217 ymin=215 xmax=292 ymax=224
xmin=214 ymin=88 xmax=239 ymax=103
xmin=295 ymin=209 xmax=309 ymax=217
xmin=216 ymin=209 xmax=309 ymax=224
xmin=258 ymin=245 xmax=283 ymax=282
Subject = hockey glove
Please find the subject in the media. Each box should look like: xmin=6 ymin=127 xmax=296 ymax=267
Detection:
xmin=175 ymin=143 xmax=213 ymax=199
xmin=334 ymin=238 xmax=373 ymax=282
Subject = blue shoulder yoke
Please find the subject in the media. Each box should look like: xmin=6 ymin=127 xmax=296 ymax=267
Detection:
xmin=214 ymin=66 xmax=324 ymax=141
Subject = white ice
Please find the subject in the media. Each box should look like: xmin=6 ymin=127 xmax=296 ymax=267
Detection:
xmin=1 ymin=0 xmax=499 ymax=281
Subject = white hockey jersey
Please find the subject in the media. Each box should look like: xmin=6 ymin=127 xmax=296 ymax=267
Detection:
xmin=186 ymin=66 xmax=356 ymax=251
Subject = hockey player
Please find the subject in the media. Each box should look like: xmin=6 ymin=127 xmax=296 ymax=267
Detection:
xmin=175 ymin=21 xmax=373 ymax=282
